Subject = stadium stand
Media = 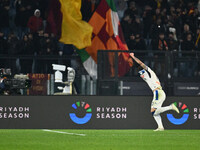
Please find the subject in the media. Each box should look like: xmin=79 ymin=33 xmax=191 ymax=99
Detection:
xmin=0 ymin=0 xmax=200 ymax=95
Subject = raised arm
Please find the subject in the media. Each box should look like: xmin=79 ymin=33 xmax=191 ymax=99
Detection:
xmin=130 ymin=53 xmax=147 ymax=70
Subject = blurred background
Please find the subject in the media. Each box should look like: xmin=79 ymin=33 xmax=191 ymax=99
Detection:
xmin=0 ymin=0 xmax=200 ymax=96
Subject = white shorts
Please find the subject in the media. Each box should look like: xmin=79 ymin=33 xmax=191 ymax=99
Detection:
xmin=151 ymin=89 xmax=166 ymax=109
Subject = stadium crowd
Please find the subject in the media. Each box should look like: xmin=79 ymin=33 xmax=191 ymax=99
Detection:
xmin=0 ymin=0 xmax=200 ymax=76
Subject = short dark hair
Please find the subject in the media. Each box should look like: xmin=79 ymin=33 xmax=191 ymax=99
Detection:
xmin=136 ymin=65 xmax=143 ymax=72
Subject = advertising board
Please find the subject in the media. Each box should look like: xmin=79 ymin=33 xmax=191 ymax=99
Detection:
xmin=0 ymin=96 xmax=199 ymax=129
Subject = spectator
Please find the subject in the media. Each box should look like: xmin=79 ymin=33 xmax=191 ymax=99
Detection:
xmin=125 ymin=1 xmax=138 ymax=19
xmin=167 ymin=24 xmax=177 ymax=40
xmin=6 ymin=33 xmax=20 ymax=74
xmin=27 ymin=32 xmax=36 ymax=73
xmin=81 ymin=0 xmax=99 ymax=21
xmin=15 ymin=0 xmax=35 ymax=38
xmin=121 ymin=13 xmax=136 ymax=49
xmin=35 ymin=29 xmax=46 ymax=55
xmin=150 ymin=18 xmax=166 ymax=40
xmin=27 ymin=32 xmax=35 ymax=54
xmin=50 ymin=33 xmax=59 ymax=55
xmin=19 ymin=34 xmax=34 ymax=73
xmin=7 ymin=33 xmax=20 ymax=55
xmin=0 ymin=32 xmax=7 ymax=55
xmin=180 ymin=33 xmax=196 ymax=77
xmin=28 ymin=32 xmax=34 ymax=43
xmin=181 ymin=33 xmax=195 ymax=55
xmin=198 ymin=0 xmax=200 ymax=13
xmin=134 ymin=16 xmax=144 ymax=35
xmin=167 ymin=31 xmax=179 ymax=77
xmin=0 ymin=0 xmax=10 ymax=36
xmin=132 ymin=33 xmax=147 ymax=57
xmin=27 ymin=9 xmax=43 ymax=34
xmin=33 ymin=0 xmax=48 ymax=19
xmin=195 ymin=28 xmax=200 ymax=50
xmin=152 ymin=32 xmax=168 ymax=51
xmin=124 ymin=15 xmax=143 ymax=50
xmin=9 ymin=0 xmax=16 ymax=33
xmin=167 ymin=32 xmax=178 ymax=51
xmin=33 ymin=29 xmax=45 ymax=73
xmin=174 ymin=7 xmax=183 ymax=38
xmin=151 ymin=32 xmax=168 ymax=76
xmin=142 ymin=5 xmax=153 ymax=39
xmin=187 ymin=7 xmax=200 ymax=34
xmin=116 ymin=0 xmax=128 ymax=21
xmin=0 ymin=0 xmax=200 ymax=77
xmin=42 ymin=32 xmax=57 ymax=73
xmin=181 ymin=24 xmax=192 ymax=42
xmin=0 ymin=32 xmax=8 ymax=68
xmin=154 ymin=8 xmax=161 ymax=21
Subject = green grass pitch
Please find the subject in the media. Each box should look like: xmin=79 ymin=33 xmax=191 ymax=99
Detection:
xmin=0 ymin=129 xmax=199 ymax=150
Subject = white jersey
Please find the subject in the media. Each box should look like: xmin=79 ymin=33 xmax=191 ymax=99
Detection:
xmin=138 ymin=66 xmax=162 ymax=91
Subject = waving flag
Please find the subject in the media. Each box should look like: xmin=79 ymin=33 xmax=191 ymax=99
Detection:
xmin=47 ymin=0 xmax=132 ymax=79
xmin=78 ymin=0 xmax=133 ymax=79
xmin=47 ymin=0 xmax=93 ymax=49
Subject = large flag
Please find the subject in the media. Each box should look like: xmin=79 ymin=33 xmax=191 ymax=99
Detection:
xmin=78 ymin=0 xmax=133 ymax=79
xmin=47 ymin=0 xmax=93 ymax=49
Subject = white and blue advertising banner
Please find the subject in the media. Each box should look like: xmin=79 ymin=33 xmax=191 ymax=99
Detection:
xmin=0 ymin=96 xmax=199 ymax=129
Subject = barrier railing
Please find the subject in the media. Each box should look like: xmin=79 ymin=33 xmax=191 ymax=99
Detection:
xmin=1 ymin=50 xmax=200 ymax=96
xmin=97 ymin=50 xmax=200 ymax=96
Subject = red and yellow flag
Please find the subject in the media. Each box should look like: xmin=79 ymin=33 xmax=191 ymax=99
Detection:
xmin=47 ymin=0 xmax=132 ymax=78
xmin=85 ymin=0 xmax=132 ymax=77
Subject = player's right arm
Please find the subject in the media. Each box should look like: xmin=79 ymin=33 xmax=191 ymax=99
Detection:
xmin=130 ymin=53 xmax=147 ymax=70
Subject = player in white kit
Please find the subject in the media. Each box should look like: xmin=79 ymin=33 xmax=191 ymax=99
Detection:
xmin=130 ymin=53 xmax=179 ymax=131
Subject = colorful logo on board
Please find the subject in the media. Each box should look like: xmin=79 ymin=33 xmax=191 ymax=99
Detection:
xmin=69 ymin=101 xmax=92 ymax=124
xmin=167 ymin=102 xmax=189 ymax=125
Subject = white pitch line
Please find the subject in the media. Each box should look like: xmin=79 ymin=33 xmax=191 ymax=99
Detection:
xmin=43 ymin=129 xmax=86 ymax=136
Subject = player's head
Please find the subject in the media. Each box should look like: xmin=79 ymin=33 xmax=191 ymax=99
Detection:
xmin=138 ymin=69 xmax=151 ymax=79
xmin=136 ymin=65 xmax=143 ymax=72
xmin=138 ymin=69 xmax=146 ymax=79
xmin=137 ymin=66 xmax=145 ymax=78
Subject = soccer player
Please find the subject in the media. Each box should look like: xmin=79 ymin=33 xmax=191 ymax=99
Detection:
xmin=130 ymin=53 xmax=179 ymax=131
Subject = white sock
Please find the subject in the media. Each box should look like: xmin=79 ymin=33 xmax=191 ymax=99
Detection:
xmin=154 ymin=105 xmax=172 ymax=115
xmin=153 ymin=115 xmax=164 ymax=129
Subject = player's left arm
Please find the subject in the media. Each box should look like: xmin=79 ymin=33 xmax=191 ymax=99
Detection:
xmin=130 ymin=53 xmax=147 ymax=70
